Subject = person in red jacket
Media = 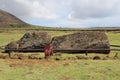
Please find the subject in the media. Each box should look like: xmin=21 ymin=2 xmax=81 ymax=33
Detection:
xmin=44 ymin=44 xmax=53 ymax=58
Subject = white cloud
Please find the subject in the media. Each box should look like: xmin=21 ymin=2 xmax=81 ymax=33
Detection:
xmin=69 ymin=0 xmax=120 ymax=19
xmin=0 ymin=0 xmax=120 ymax=27
xmin=0 ymin=0 xmax=62 ymax=19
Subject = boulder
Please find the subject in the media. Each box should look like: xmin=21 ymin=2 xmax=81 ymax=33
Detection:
xmin=93 ymin=56 xmax=101 ymax=60
xmin=51 ymin=31 xmax=110 ymax=54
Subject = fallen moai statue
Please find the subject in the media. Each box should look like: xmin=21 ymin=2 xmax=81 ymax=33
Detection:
xmin=5 ymin=31 xmax=110 ymax=54
xmin=51 ymin=31 xmax=110 ymax=54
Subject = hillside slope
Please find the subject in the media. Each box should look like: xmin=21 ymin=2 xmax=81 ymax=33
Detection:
xmin=0 ymin=9 xmax=28 ymax=28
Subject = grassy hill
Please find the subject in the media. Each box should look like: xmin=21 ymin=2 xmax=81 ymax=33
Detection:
xmin=0 ymin=9 xmax=29 ymax=28
xmin=0 ymin=9 xmax=120 ymax=32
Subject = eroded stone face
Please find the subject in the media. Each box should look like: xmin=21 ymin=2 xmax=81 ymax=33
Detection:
xmin=5 ymin=31 xmax=52 ymax=50
xmin=51 ymin=31 xmax=110 ymax=51
xmin=18 ymin=31 xmax=52 ymax=49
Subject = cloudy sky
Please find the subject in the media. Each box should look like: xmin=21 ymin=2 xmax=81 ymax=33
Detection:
xmin=0 ymin=0 xmax=120 ymax=28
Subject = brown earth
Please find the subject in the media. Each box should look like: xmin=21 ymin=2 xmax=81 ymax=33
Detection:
xmin=4 ymin=59 xmax=62 ymax=67
xmin=0 ymin=9 xmax=28 ymax=28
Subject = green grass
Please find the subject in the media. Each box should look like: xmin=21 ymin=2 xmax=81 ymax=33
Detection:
xmin=106 ymin=32 xmax=120 ymax=45
xmin=0 ymin=33 xmax=23 ymax=46
xmin=0 ymin=59 xmax=120 ymax=80
xmin=0 ymin=30 xmax=120 ymax=80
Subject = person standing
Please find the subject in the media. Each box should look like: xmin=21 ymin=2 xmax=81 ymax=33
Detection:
xmin=44 ymin=44 xmax=53 ymax=58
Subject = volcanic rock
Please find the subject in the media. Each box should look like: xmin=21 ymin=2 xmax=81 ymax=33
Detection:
xmin=93 ymin=56 xmax=101 ymax=60
xmin=51 ymin=31 xmax=110 ymax=54
xmin=18 ymin=31 xmax=51 ymax=49
xmin=5 ymin=31 xmax=52 ymax=51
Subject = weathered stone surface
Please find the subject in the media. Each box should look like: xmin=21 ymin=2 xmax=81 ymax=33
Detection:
xmin=51 ymin=31 xmax=110 ymax=54
xmin=93 ymin=56 xmax=101 ymax=60
xmin=18 ymin=31 xmax=52 ymax=49
xmin=5 ymin=31 xmax=110 ymax=54
xmin=5 ymin=41 xmax=19 ymax=50
xmin=5 ymin=31 xmax=52 ymax=51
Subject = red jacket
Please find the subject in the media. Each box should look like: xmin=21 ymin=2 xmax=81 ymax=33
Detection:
xmin=44 ymin=45 xmax=53 ymax=57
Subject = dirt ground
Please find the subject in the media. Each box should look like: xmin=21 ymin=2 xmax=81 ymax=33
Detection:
xmin=0 ymin=53 xmax=120 ymax=80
